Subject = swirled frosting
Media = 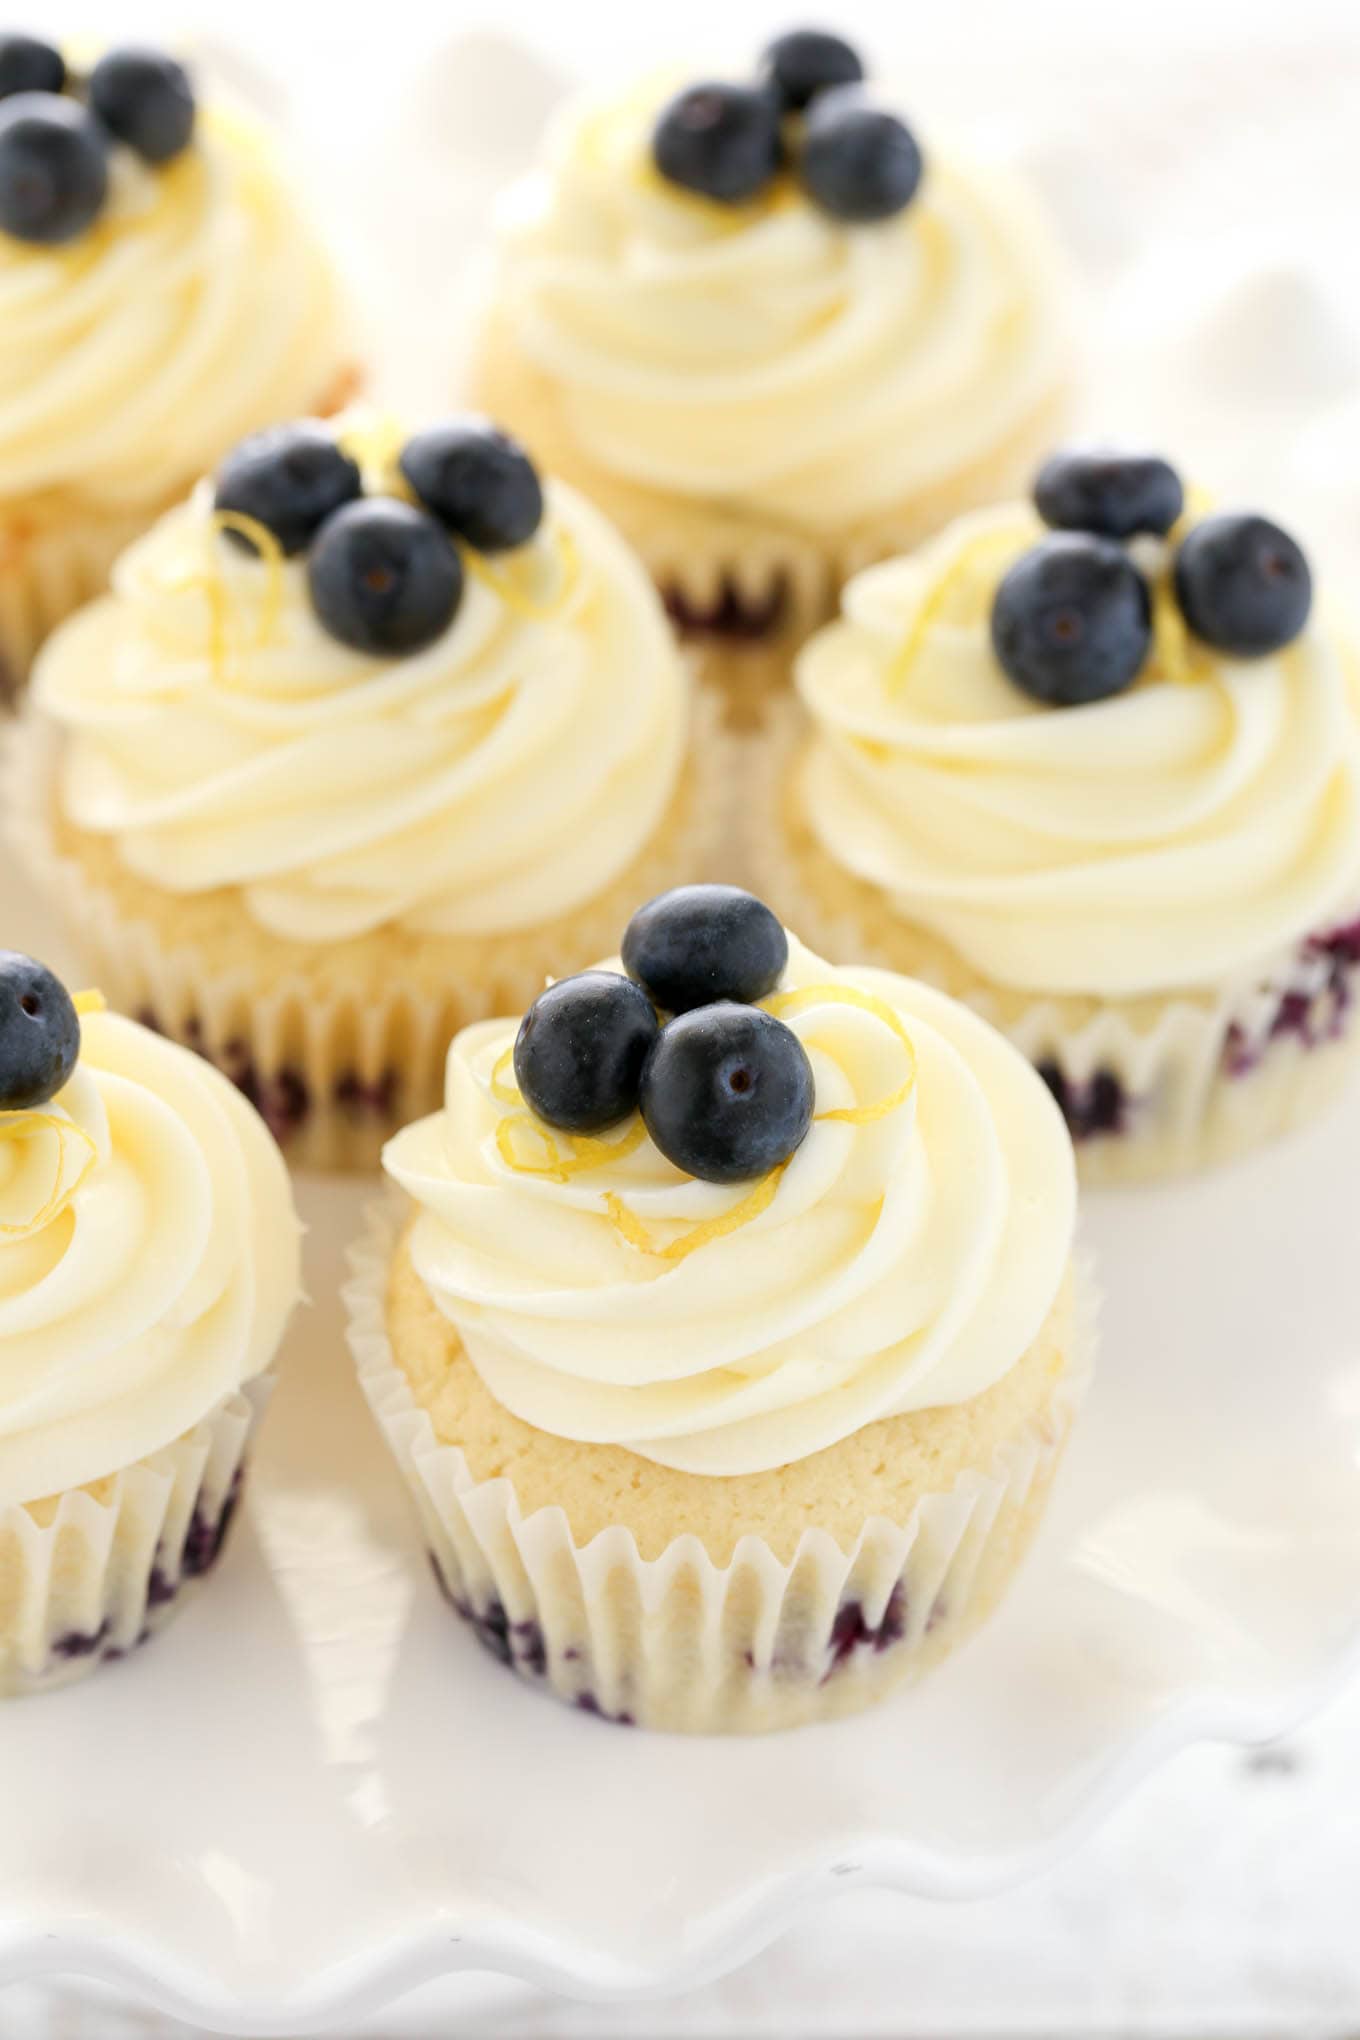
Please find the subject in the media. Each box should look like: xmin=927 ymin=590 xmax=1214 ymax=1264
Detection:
xmin=486 ymin=76 xmax=1072 ymax=532
xmin=0 ymin=100 xmax=349 ymax=512
xmin=795 ymin=505 xmax=1360 ymax=997
xmin=384 ymin=934 xmax=1074 ymax=1477
xmin=33 ymin=438 xmax=690 ymax=941
xmin=0 ymin=1008 xmax=300 ymax=1507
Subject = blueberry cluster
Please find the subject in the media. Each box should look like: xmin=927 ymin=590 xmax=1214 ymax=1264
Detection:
xmin=212 ymin=419 xmax=544 ymax=657
xmin=0 ymin=952 xmax=80 ymax=1111
xmin=990 ymin=448 xmax=1314 ymax=708
xmin=513 ymin=886 xmax=815 ymax=1185
xmin=652 ymin=28 xmax=923 ymax=225
xmin=0 ymin=35 xmax=195 ymax=246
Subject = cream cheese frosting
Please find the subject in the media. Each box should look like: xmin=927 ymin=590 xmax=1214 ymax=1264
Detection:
xmin=795 ymin=504 xmax=1360 ymax=998
xmin=0 ymin=101 xmax=349 ymax=513
xmin=384 ymin=934 xmax=1074 ymax=1477
xmin=487 ymin=76 xmax=1072 ymax=533
xmin=0 ymin=1008 xmax=300 ymax=1507
xmin=33 ymin=442 xmax=690 ymax=942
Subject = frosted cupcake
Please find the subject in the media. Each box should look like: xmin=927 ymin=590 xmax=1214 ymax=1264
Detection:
xmin=470 ymin=27 xmax=1074 ymax=719
xmin=348 ymin=884 xmax=1086 ymax=1734
xmin=0 ymin=33 xmax=356 ymax=695
xmin=752 ymin=446 xmax=1360 ymax=1182
xmin=19 ymin=412 xmax=715 ymax=1169
xmin=0 ymin=951 xmax=300 ymax=1696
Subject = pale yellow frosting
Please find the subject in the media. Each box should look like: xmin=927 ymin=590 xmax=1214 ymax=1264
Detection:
xmin=383 ymin=934 xmax=1075 ymax=1477
xmin=487 ymin=76 xmax=1072 ymax=532
xmin=795 ymin=503 xmax=1360 ymax=997
xmin=0 ymin=1009 xmax=300 ymax=1508
xmin=0 ymin=101 xmax=350 ymax=513
xmin=33 ymin=433 xmax=690 ymax=942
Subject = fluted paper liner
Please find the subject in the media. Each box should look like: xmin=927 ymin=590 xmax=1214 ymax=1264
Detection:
xmin=346 ymin=1197 xmax=1093 ymax=1735
xmin=747 ymin=702 xmax=1360 ymax=1185
xmin=5 ymin=689 xmax=732 ymax=1172
xmin=0 ymin=1372 xmax=273 ymax=1698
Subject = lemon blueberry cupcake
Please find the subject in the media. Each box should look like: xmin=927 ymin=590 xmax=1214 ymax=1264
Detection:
xmin=18 ymin=412 xmax=717 ymax=1169
xmin=0 ymin=951 xmax=300 ymax=1695
xmin=470 ymin=27 xmax=1075 ymax=720
xmin=348 ymin=884 xmax=1086 ymax=1734
xmin=750 ymin=445 xmax=1360 ymax=1182
xmin=0 ymin=32 xmax=356 ymax=695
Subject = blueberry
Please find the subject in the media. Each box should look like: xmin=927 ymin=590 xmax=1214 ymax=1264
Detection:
xmin=652 ymin=82 xmax=782 ymax=204
xmin=307 ymin=499 xmax=463 ymax=656
xmin=991 ymin=534 xmax=1151 ymax=707
xmin=0 ymin=953 xmax=80 ymax=1111
xmin=640 ymin=1004 xmax=814 ymax=1185
xmin=400 ymin=420 xmax=543 ymax=554
xmin=215 ymin=423 xmax=362 ymax=557
xmin=1034 ymin=446 xmax=1184 ymax=540
xmin=1173 ymin=512 xmax=1312 ymax=658
xmin=0 ymin=34 xmax=65 ymax=99
xmin=799 ymin=88 xmax=922 ymax=222
xmin=622 ymin=885 xmax=788 ymax=1014
xmin=759 ymin=28 xmax=864 ymax=112
xmin=88 ymin=47 xmax=195 ymax=166
xmin=0 ymin=94 xmax=107 ymax=246
xmin=513 ymin=972 xmax=659 ymax=1134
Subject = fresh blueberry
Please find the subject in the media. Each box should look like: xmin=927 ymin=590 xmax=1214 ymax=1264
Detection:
xmin=513 ymin=972 xmax=659 ymax=1134
xmin=0 ymin=34 xmax=65 ymax=98
xmin=652 ymin=82 xmax=782 ymax=204
xmin=400 ymin=420 xmax=543 ymax=554
xmin=307 ymin=499 xmax=463 ymax=656
xmin=0 ymin=953 xmax=81 ymax=1111
xmin=622 ymin=885 xmax=788 ymax=1014
xmin=1173 ymin=512 xmax=1312 ymax=658
xmin=759 ymin=28 xmax=864 ymax=112
xmin=640 ymin=1003 xmax=814 ymax=1185
xmin=991 ymin=534 xmax=1151 ymax=707
xmin=88 ymin=47 xmax=195 ymax=165
xmin=1034 ymin=446 xmax=1184 ymax=540
xmin=799 ymin=88 xmax=922 ymax=222
xmin=214 ymin=423 xmax=362 ymax=557
xmin=0 ymin=94 xmax=107 ymax=246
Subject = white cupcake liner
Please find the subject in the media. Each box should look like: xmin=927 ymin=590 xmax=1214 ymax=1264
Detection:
xmin=345 ymin=1196 xmax=1094 ymax=1735
xmin=746 ymin=704 xmax=1360 ymax=1185
xmin=0 ymin=1373 xmax=273 ymax=1699
xmin=6 ymin=693 xmax=735 ymax=1172
xmin=0 ymin=503 xmax=165 ymax=709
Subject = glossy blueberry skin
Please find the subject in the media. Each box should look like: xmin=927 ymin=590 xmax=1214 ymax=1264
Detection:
xmin=0 ymin=34 xmax=65 ymax=99
xmin=215 ymin=424 xmax=362 ymax=557
xmin=622 ymin=885 xmax=788 ymax=1014
xmin=759 ymin=28 xmax=863 ymax=112
xmin=991 ymin=534 xmax=1152 ymax=707
xmin=400 ymin=421 xmax=543 ymax=554
xmin=89 ymin=47 xmax=195 ymax=165
xmin=0 ymin=94 xmax=107 ymax=246
xmin=799 ymin=88 xmax=922 ymax=222
xmin=652 ymin=82 xmax=782 ymax=204
xmin=514 ymin=972 xmax=659 ymax=1134
xmin=307 ymin=500 xmax=463 ymax=656
xmin=640 ymin=1003 xmax=814 ymax=1185
xmin=0 ymin=953 xmax=81 ymax=1111
xmin=1173 ymin=512 xmax=1312 ymax=658
xmin=1034 ymin=446 xmax=1184 ymax=541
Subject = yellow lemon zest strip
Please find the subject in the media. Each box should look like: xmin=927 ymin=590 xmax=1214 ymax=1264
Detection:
xmin=72 ymin=989 xmax=106 ymax=1016
xmin=490 ymin=1046 xmax=521 ymax=1105
xmin=208 ymin=511 xmax=285 ymax=650
xmin=336 ymin=412 xmax=407 ymax=485
xmin=495 ymin=1112 xmax=648 ymax=1182
xmin=885 ymin=534 xmax=990 ymax=698
xmin=462 ymin=524 xmax=581 ymax=622
xmin=603 ymin=1161 xmax=788 ymax=1264
xmin=0 ymin=1112 xmax=97 ymax=1236
xmin=763 ymin=983 xmax=917 ymax=1123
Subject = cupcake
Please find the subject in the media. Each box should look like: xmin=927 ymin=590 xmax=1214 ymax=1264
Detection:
xmin=0 ymin=951 xmax=300 ymax=1696
xmin=469 ymin=27 xmax=1075 ymax=721
xmin=750 ymin=445 xmax=1360 ymax=1183
xmin=17 ymin=412 xmax=719 ymax=1169
xmin=348 ymin=884 xmax=1086 ymax=1734
xmin=0 ymin=33 xmax=357 ymax=696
